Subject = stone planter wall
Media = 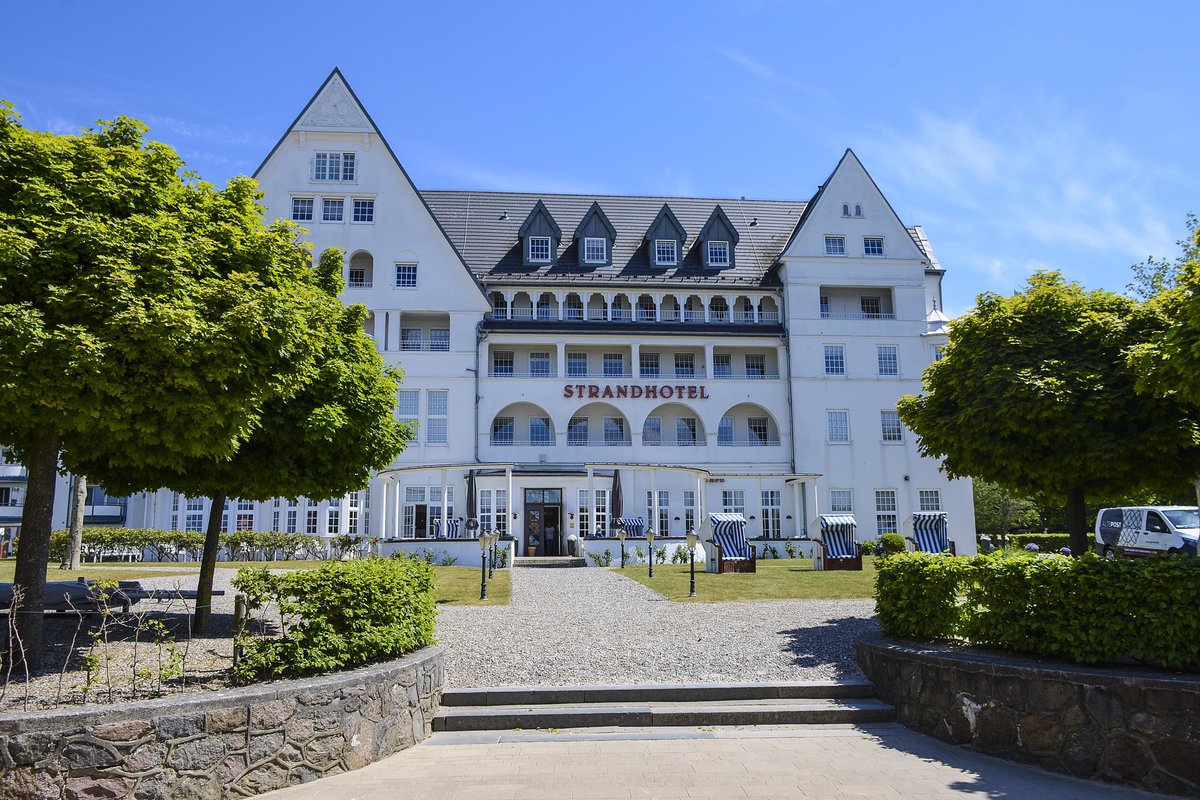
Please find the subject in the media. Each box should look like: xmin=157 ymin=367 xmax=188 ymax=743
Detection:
xmin=857 ymin=636 xmax=1200 ymax=797
xmin=0 ymin=645 xmax=443 ymax=800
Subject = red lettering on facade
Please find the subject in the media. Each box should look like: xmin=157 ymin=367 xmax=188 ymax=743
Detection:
xmin=675 ymin=385 xmax=685 ymax=398
xmin=616 ymin=386 xmax=629 ymax=398
xmin=563 ymin=385 xmax=574 ymax=398
xmin=687 ymin=386 xmax=699 ymax=399
xmin=661 ymin=385 xmax=674 ymax=399
xmin=631 ymin=386 xmax=643 ymax=398
xmin=602 ymin=385 xmax=614 ymax=398
xmin=700 ymin=386 xmax=710 ymax=399
xmin=646 ymin=386 xmax=658 ymax=399
xmin=588 ymin=385 xmax=600 ymax=398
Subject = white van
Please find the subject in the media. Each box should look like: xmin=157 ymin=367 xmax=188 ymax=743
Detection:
xmin=1094 ymin=506 xmax=1199 ymax=558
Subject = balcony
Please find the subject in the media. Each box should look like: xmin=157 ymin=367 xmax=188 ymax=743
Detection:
xmin=712 ymin=372 xmax=780 ymax=380
xmin=483 ymin=310 xmax=783 ymax=325
xmin=346 ymin=279 xmax=373 ymax=289
xmin=400 ymin=339 xmax=451 ymax=352
xmin=565 ymin=439 xmax=633 ymax=447
xmin=642 ymin=438 xmax=703 ymax=447
xmin=820 ymin=311 xmax=896 ymax=321
xmin=488 ymin=370 xmax=558 ymax=378
xmin=488 ymin=438 xmax=555 ymax=447
xmin=717 ymin=438 xmax=781 ymax=447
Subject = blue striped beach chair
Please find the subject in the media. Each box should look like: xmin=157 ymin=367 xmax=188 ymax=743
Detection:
xmin=707 ymin=513 xmax=756 ymax=573
xmin=617 ymin=517 xmax=645 ymax=537
xmin=818 ymin=514 xmax=862 ymax=571
xmin=908 ymin=512 xmax=954 ymax=554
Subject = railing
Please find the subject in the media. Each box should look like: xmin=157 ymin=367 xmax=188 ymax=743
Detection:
xmin=637 ymin=370 xmax=708 ymax=379
xmin=347 ymin=279 xmax=373 ymax=289
xmin=400 ymin=340 xmax=451 ymax=352
xmin=712 ymin=372 xmax=780 ymax=380
xmin=487 ymin=370 xmax=558 ymax=378
xmin=642 ymin=439 xmax=703 ymax=447
xmin=566 ymin=439 xmax=633 ymax=447
xmin=489 ymin=438 xmax=554 ymax=447
xmin=820 ymin=311 xmax=896 ymax=320
xmin=717 ymin=438 xmax=782 ymax=447
xmin=483 ymin=308 xmax=783 ymax=324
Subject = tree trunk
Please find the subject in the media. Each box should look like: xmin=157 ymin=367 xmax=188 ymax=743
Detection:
xmin=1064 ymin=487 xmax=1088 ymax=557
xmin=1194 ymin=475 xmax=1200 ymax=510
xmin=193 ymin=489 xmax=227 ymax=634
xmin=12 ymin=431 xmax=61 ymax=672
xmin=61 ymin=474 xmax=87 ymax=570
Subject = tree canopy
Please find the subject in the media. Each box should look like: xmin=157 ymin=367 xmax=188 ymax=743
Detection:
xmin=898 ymin=271 xmax=1200 ymax=556
xmin=0 ymin=105 xmax=332 ymax=665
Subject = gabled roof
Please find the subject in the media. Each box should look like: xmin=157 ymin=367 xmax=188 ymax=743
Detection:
xmin=698 ymin=205 xmax=740 ymax=245
xmin=420 ymin=191 xmax=802 ymax=287
xmin=518 ymin=199 xmax=562 ymax=239
xmin=645 ymin=204 xmax=688 ymax=243
xmin=574 ymin=201 xmax=617 ymax=241
xmin=254 ymin=68 xmax=487 ymax=300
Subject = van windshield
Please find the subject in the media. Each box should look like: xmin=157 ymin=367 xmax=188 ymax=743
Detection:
xmin=1162 ymin=509 xmax=1200 ymax=530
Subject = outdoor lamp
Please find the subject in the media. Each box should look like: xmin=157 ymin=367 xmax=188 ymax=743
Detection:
xmin=617 ymin=527 xmax=626 ymax=568
xmin=646 ymin=528 xmax=656 ymax=578
xmin=487 ymin=529 xmax=496 ymax=579
xmin=686 ymin=529 xmax=698 ymax=597
xmin=479 ymin=532 xmax=490 ymax=601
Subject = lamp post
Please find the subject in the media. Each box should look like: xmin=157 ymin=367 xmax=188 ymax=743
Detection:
xmin=686 ymin=529 xmax=698 ymax=598
xmin=617 ymin=527 xmax=626 ymax=568
xmin=646 ymin=528 xmax=656 ymax=578
xmin=488 ymin=529 xmax=496 ymax=578
xmin=479 ymin=532 xmax=490 ymax=601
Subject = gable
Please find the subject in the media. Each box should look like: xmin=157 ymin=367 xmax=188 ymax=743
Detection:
xmin=574 ymin=201 xmax=617 ymax=242
xmin=518 ymin=200 xmax=562 ymax=239
xmin=698 ymin=205 xmax=740 ymax=245
xmin=645 ymin=204 xmax=687 ymax=243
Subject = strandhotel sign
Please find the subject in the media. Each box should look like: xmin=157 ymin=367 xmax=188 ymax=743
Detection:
xmin=563 ymin=384 xmax=711 ymax=400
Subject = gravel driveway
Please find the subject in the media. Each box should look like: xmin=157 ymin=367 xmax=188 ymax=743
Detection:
xmin=436 ymin=566 xmax=878 ymax=687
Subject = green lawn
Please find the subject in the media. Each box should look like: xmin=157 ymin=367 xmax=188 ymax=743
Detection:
xmin=612 ymin=558 xmax=878 ymax=602
xmin=432 ymin=565 xmax=511 ymax=606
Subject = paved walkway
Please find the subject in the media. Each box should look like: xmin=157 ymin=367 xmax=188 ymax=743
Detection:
xmin=436 ymin=566 xmax=877 ymax=686
xmin=259 ymin=724 xmax=1171 ymax=799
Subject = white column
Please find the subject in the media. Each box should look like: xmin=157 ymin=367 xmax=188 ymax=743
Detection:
xmin=504 ymin=291 xmax=514 ymax=320
xmin=378 ymin=476 xmax=388 ymax=540
xmin=630 ymin=342 xmax=640 ymax=378
xmin=652 ymin=294 xmax=662 ymax=322
xmin=391 ymin=479 xmax=401 ymax=539
xmin=556 ymin=341 xmax=566 ymax=380
xmin=703 ymin=296 xmax=712 ymax=323
xmin=603 ymin=292 xmax=615 ymax=321
xmin=441 ymin=468 xmax=449 ymax=527
xmin=506 ymin=467 xmax=514 ymax=534
xmin=587 ymin=466 xmax=595 ymax=536
xmin=704 ymin=343 xmax=714 ymax=380
xmin=555 ymin=291 xmax=567 ymax=321
xmin=651 ymin=469 xmax=659 ymax=535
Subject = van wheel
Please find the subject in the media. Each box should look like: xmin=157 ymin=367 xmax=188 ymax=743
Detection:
xmin=1103 ymin=546 xmax=1117 ymax=560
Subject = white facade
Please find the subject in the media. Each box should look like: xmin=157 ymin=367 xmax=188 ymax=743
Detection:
xmin=18 ymin=69 xmax=975 ymax=559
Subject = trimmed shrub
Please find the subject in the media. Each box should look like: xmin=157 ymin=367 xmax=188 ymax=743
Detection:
xmin=232 ymin=555 xmax=435 ymax=682
xmin=1010 ymin=532 xmax=1071 ymax=552
xmin=876 ymin=550 xmax=1200 ymax=670
xmin=48 ymin=527 xmax=326 ymax=563
xmin=859 ymin=538 xmax=879 ymax=557
xmin=878 ymin=532 xmax=906 ymax=556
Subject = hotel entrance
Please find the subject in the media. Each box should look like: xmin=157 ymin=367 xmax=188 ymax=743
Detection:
xmin=523 ymin=488 xmax=563 ymax=556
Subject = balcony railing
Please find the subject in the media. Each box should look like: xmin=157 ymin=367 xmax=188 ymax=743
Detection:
xmin=399 ymin=340 xmax=451 ymax=352
xmin=347 ymin=279 xmax=373 ymax=289
xmin=566 ymin=439 xmax=633 ymax=447
xmin=489 ymin=438 xmax=555 ymax=447
xmin=717 ymin=438 xmax=782 ymax=447
xmin=488 ymin=370 xmax=558 ymax=378
xmin=820 ymin=311 xmax=896 ymax=320
xmin=484 ymin=309 xmax=783 ymax=324
xmin=642 ymin=438 xmax=703 ymax=447
xmin=712 ymin=372 xmax=780 ymax=380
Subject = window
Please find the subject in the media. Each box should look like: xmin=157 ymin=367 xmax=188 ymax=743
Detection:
xmin=639 ymin=352 xmax=660 ymax=377
xmin=683 ymin=490 xmax=696 ymax=535
xmin=236 ymin=499 xmax=254 ymax=532
xmin=347 ymin=491 xmax=360 ymax=536
xmin=655 ymin=239 xmax=678 ymax=266
xmin=568 ymin=416 xmax=589 ymax=445
xmin=529 ymin=352 xmax=551 ymax=377
xmin=825 ymin=236 xmax=846 ymax=256
xmin=762 ymin=490 xmax=781 ymax=539
xmin=855 ymin=204 xmax=863 ymax=217
xmin=718 ymin=416 xmax=734 ymax=445
xmin=395 ymin=263 xmax=417 ymax=288
xmin=863 ymin=237 xmax=883 ymax=256
xmin=747 ymin=417 xmax=769 ymax=444
xmin=643 ymin=416 xmax=661 ymax=444
xmin=932 ymin=345 xmax=945 ymax=362
xmin=306 ymin=507 xmax=319 ymax=535
xmin=583 ymin=237 xmax=606 ymax=263
xmin=830 ymin=489 xmax=853 ymax=514
xmin=824 ymin=344 xmax=846 ymax=375
xmin=646 ymin=490 xmax=670 ymax=536
xmin=603 ymin=353 xmax=624 ymax=377
xmin=491 ymin=417 xmax=514 ymax=444
xmin=487 ymin=489 xmax=508 ymax=537
xmin=745 ymin=354 xmax=765 ymax=377
xmin=427 ymin=390 xmax=448 ymax=444
xmin=722 ymin=490 xmax=745 ymax=516
xmin=674 ymin=353 xmax=695 ymax=377
xmin=603 ymin=417 xmax=625 ymax=444
xmin=530 ymin=416 xmax=552 ymax=445
xmin=313 ymin=151 xmax=355 ymax=182
xmin=536 ymin=295 xmax=554 ymax=319
xmin=351 ymin=199 xmax=375 ymax=223
xmin=826 ymin=410 xmax=850 ymax=443
xmin=881 ymin=410 xmax=903 ymax=442
xmin=327 ymin=498 xmax=341 ymax=535
xmin=713 ymin=353 xmax=732 ymax=377
xmin=860 ymin=296 xmax=882 ymax=317
xmin=676 ymin=417 xmax=698 ymax=444
xmin=322 ymin=198 xmax=344 ymax=222
xmin=1147 ymin=511 xmax=1169 ymax=534
xmin=286 ymin=508 xmax=298 ymax=534
xmin=401 ymin=328 xmax=421 ymax=350
xmin=529 ymin=236 xmax=551 ymax=262
xmin=877 ymin=345 xmax=899 ymax=376
xmin=919 ymin=490 xmax=942 ymax=512
xmin=492 ymin=351 xmax=514 ymax=376
xmin=566 ymin=296 xmax=584 ymax=320
xmin=430 ymin=329 xmax=450 ymax=351
xmin=820 ymin=295 xmax=830 ymax=316
xmin=842 ymin=203 xmax=850 ymax=216
xmin=875 ymin=490 xmax=898 ymax=536
xmin=567 ymin=352 xmax=588 ymax=377
xmin=291 ymin=197 xmax=313 ymax=221
xmin=579 ymin=488 xmax=608 ymax=536
xmin=707 ymin=241 xmax=730 ymax=266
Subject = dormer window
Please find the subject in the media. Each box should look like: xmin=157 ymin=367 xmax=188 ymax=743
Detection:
xmin=707 ymin=241 xmax=730 ymax=266
xmin=583 ymin=237 xmax=607 ymax=264
xmin=312 ymin=151 xmax=355 ymax=182
xmin=655 ymin=240 xmax=678 ymax=266
xmin=529 ymin=237 xmax=551 ymax=263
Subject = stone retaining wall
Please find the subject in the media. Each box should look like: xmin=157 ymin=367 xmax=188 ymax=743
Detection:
xmin=0 ymin=645 xmax=443 ymax=800
xmin=857 ymin=636 xmax=1200 ymax=797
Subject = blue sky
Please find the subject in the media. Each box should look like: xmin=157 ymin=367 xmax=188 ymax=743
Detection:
xmin=2 ymin=1 xmax=1195 ymax=315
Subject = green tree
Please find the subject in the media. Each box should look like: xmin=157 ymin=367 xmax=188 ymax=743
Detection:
xmin=77 ymin=248 xmax=412 ymax=631
xmin=898 ymin=271 xmax=1200 ymax=557
xmin=972 ymin=480 xmax=1039 ymax=542
xmin=0 ymin=106 xmax=329 ymax=667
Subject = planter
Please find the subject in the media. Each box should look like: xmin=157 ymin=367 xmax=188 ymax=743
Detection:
xmin=527 ymin=545 xmax=538 ymax=557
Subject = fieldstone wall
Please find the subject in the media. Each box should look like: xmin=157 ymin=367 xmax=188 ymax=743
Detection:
xmin=858 ymin=636 xmax=1200 ymax=797
xmin=0 ymin=645 xmax=443 ymax=800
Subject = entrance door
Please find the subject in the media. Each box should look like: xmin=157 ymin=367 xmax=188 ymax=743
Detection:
xmin=523 ymin=488 xmax=563 ymax=556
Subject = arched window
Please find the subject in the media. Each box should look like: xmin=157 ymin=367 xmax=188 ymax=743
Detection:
xmin=855 ymin=204 xmax=863 ymax=217
xmin=842 ymin=203 xmax=850 ymax=216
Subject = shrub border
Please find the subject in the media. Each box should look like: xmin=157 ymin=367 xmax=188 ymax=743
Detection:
xmin=0 ymin=645 xmax=443 ymax=799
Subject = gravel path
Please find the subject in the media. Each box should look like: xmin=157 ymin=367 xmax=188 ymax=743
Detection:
xmin=436 ymin=566 xmax=878 ymax=687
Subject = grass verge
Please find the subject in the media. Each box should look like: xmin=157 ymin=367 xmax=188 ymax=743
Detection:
xmin=612 ymin=558 xmax=877 ymax=602
xmin=432 ymin=565 xmax=511 ymax=605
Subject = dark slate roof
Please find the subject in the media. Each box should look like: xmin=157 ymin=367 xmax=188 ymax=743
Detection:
xmin=419 ymin=191 xmax=806 ymax=288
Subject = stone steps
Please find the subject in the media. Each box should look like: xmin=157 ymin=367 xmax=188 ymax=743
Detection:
xmin=512 ymin=556 xmax=587 ymax=568
xmin=434 ymin=681 xmax=894 ymax=732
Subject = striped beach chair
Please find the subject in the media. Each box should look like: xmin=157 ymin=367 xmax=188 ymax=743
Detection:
xmin=617 ymin=517 xmax=646 ymax=537
xmin=908 ymin=512 xmax=954 ymax=554
xmin=818 ymin=514 xmax=862 ymax=571
xmin=707 ymin=513 xmax=756 ymax=573
xmin=445 ymin=518 xmax=462 ymax=539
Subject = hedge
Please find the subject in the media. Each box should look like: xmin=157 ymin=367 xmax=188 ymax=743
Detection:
xmin=1009 ymin=532 xmax=1072 ymax=551
xmin=232 ymin=556 xmax=436 ymax=682
xmin=46 ymin=527 xmax=326 ymax=562
xmin=875 ymin=551 xmax=1200 ymax=670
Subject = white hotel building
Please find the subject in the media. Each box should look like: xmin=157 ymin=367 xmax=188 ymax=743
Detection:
xmin=2 ymin=69 xmax=975 ymax=561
